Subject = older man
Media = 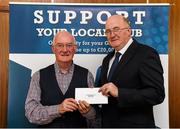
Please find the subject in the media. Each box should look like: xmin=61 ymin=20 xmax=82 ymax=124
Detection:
xmin=25 ymin=31 xmax=96 ymax=128
xmin=98 ymin=15 xmax=165 ymax=128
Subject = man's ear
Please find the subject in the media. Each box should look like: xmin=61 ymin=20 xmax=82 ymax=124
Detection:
xmin=128 ymin=28 xmax=132 ymax=36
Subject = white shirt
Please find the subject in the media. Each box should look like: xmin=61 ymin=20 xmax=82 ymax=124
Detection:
xmin=108 ymin=38 xmax=133 ymax=76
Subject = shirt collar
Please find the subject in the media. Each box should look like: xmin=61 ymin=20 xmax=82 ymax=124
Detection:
xmin=54 ymin=61 xmax=74 ymax=74
xmin=116 ymin=38 xmax=133 ymax=55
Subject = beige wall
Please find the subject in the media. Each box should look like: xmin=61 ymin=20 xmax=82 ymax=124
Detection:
xmin=1 ymin=0 xmax=180 ymax=127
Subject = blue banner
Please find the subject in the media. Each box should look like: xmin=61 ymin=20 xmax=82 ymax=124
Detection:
xmin=10 ymin=3 xmax=169 ymax=54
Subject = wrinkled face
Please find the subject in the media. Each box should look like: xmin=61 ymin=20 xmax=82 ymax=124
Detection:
xmin=52 ymin=32 xmax=77 ymax=64
xmin=105 ymin=15 xmax=132 ymax=51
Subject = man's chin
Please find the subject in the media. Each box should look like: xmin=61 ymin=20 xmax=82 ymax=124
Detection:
xmin=61 ymin=59 xmax=73 ymax=63
xmin=110 ymin=41 xmax=119 ymax=45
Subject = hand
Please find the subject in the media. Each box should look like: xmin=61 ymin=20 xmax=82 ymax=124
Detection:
xmin=78 ymin=100 xmax=91 ymax=114
xmin=98 ymin=82 xmax=118 ymax=97
xmin=59 ymin=98 xmax=78 ymax=114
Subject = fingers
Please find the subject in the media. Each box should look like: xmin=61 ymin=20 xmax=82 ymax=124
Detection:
xmin=78 ymin=100 xmax=91 ymax=114
xmin=65 ymin=102 xmax=77 ymax=111
xmin=66 ymin=98 xmax=78 ymax=109
xmin=59 ymin=98 xmax=78 ymax=114
xmin=98 ymin=83 xmax=118 ymax=97
xmin=99 ymin=84 xmax=110 ymax=96
xmin=67 ymin=98 xmax=78 ymax=106
xmin=99 ymin=87 xmax=110 ymax=96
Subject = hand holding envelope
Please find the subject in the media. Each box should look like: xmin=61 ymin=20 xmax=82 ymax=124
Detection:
xmin=58 ymin=87 xmax=109 ymax=115
xmin=59 ymin=98 xmax=78 ymax=114
xmin=78 ymin=100 xmax=91 ymax=114
xmin=75 ymin=88 xmax=108 ymax=104
xmin=59 ymin=98 xmax=92 ymax=115
xmin=98 ymin=82 xmax=119 ymax=97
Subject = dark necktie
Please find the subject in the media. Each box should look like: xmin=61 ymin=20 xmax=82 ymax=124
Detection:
xmin=108 ymin=52 xmax=121 ymax=81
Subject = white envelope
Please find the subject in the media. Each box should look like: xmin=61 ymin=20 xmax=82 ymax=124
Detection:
xmin=75 ymin=88 xmax=108 ymax=104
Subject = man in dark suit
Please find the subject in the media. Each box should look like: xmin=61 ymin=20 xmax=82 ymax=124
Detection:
xmin=98 ymin=15 xmax=165 ymax=128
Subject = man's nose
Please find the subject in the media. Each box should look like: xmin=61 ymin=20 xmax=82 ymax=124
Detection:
xmin=62 ymin=46 xmax=68 ymax=51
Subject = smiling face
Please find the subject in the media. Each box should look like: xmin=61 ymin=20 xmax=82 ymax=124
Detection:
xmin=52 ymin=31 xmax=77 ymax=64
xmin=105 ymin=15 xmax=132 ymax=51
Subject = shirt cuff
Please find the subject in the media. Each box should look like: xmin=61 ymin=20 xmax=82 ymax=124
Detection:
xmin=46 ymin=105 xmax=61 ymax=118
xmin=82 ymin=107 xmax=96 ymax=119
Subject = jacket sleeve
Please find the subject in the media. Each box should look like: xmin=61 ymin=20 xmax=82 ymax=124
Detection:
xmin=117 ymin=48 xmax=165 ymax=107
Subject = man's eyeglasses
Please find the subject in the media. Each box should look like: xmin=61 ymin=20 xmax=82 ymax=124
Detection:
xmin=54 ymin=43 xmax=75 ymax=50
xmin=105 ymin=27 xmax=129 ymax=35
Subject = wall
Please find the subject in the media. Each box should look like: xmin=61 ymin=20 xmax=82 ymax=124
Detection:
xmin=0 ymin=0 xmax=9 ymax=127
xmin=0 ymin=0 xmax=180 ymax=127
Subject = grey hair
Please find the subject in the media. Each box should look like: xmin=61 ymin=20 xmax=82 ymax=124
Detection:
xmin=52 ymin=31 xmax=77 ymax=46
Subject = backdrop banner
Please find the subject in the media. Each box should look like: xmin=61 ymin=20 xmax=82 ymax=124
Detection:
xmin=9 ymin=2 xmax=169 ymax=128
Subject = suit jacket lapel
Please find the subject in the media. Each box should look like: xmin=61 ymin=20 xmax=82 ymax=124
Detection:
xmin=101 ymin=51 xmax=114 ymax=83
xmin=111 ymin=41 xmax=138 ymax=80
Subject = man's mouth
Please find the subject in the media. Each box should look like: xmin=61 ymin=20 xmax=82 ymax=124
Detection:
xmin=111 ymin=39 xmax=118 ymax=42
xmin=61 ymin=54 xmax=69 ymax=56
